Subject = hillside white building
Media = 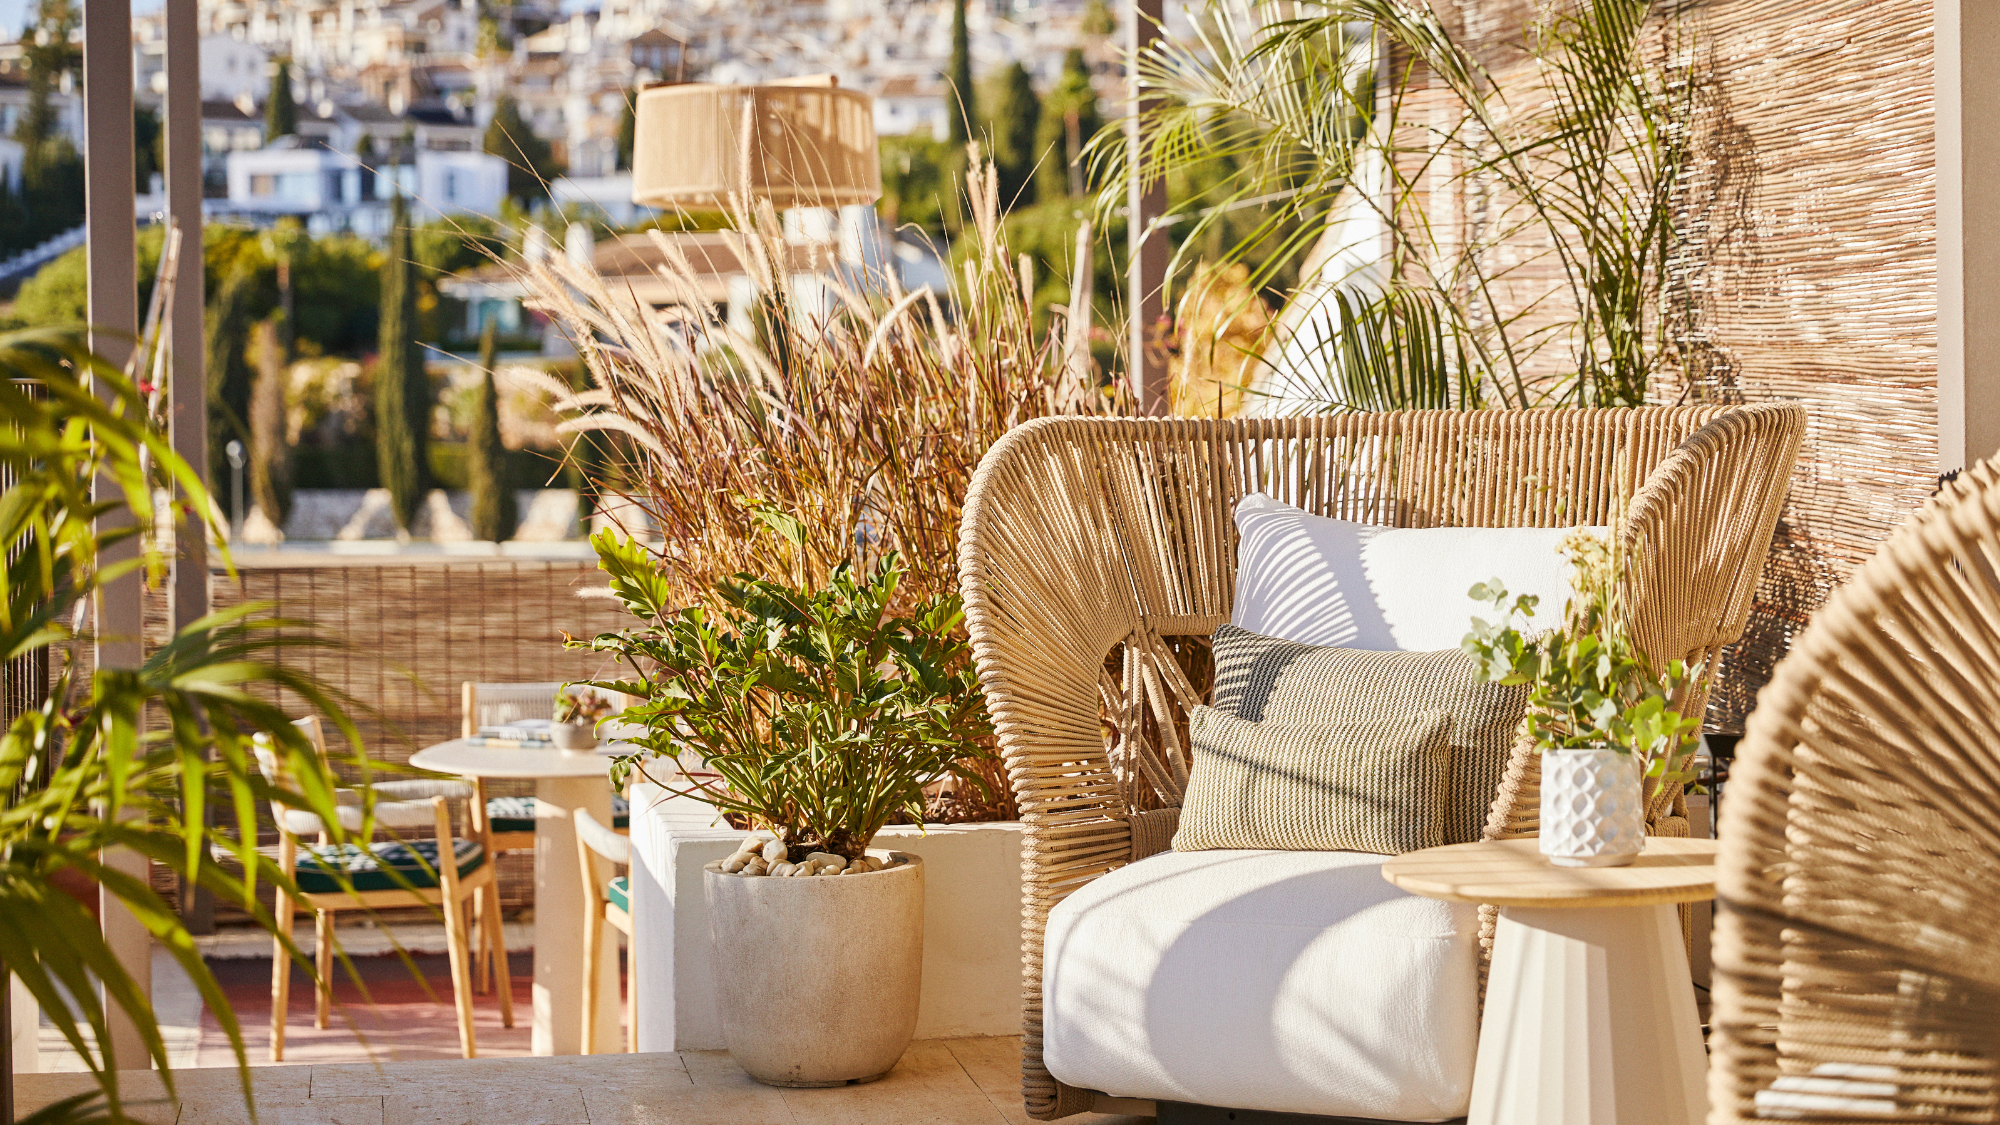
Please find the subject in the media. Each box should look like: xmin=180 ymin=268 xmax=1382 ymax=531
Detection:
xmin=224 ymin=139 xmax=507 ymax=235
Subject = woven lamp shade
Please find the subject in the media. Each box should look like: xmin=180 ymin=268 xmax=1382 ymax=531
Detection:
xmin=631 ymin=82 xmax=882 ymax=210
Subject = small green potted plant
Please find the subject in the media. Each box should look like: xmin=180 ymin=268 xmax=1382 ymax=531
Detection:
xmin=552 ymin=685 xmax=616 ymax=750
xmin=1462 ymin=530 xmax=1703 ymax=867
xmin=573 ymin=519 xmax=993 ymax=1086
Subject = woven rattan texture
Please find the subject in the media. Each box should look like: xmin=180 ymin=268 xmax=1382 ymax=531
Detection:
xmin=1436 ymin=0 xmax=1939 ymax=732
xmin=1710 ymin=462 xmax=2000 ymax=1124
xmin=959 ymin=407 xmax=1803 ymax=1120
xmin=205 ymin=559 xmax=631 ymax=911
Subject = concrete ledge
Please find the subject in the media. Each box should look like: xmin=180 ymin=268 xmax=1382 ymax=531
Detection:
xmin=628 ymin=782 xmax=1025 ymax=1052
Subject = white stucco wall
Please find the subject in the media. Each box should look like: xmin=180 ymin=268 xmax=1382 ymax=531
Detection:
xmin=628 ymin=781 xmax=1026 ymax=1052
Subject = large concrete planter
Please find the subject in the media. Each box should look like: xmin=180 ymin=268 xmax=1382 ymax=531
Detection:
xmin=701 ymin=851 xmax=924 ymax=1086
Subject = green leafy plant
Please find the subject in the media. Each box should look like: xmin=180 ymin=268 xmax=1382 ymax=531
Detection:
xmin=553 ymin=685 xmax=613 ymax=726
xmin=573 ymin=523 xmax=994 ymax=863
xmin=0 ymin=329 xmax=372 ymax=1123
xmin=1105 ymin=0 xmax=1691 ymax=410
xmin=1460 ymin=529 xmax=1701 ymax=801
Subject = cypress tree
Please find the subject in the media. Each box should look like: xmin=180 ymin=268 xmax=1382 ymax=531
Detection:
xmin=982 ymin=61 xmax=1041 ymax=207
xmin=615 ymin=93 xmax=636 ymax=172
xmin=264 ymin=57 xmax=298 ymax=144
xmin=468 ymin=318 xmax=517 ymax=542
xmin=946 ymin=0 xmax=974 ymax=149
xmin=376 ymin=193 xmax=430 ymax=532
xmin=249 ymin=316 xmax=293 ymax=529
xmin=16 ymin=0 xmax=83 ymax=244
xmin=205 ymin=263 xmax=260 ymax=489
xmin=1035 ymin=50 xmax=1104 ymax=202
xmin=484 ymin=95 xmax=561 ymax=205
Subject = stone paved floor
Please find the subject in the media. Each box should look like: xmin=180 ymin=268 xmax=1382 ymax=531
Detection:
xmin=14 ymin=1037 xmax=1152 ymax=1125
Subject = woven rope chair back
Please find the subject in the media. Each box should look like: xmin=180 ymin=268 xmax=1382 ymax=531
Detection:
xmin=1709 ymin=462 xmax=2000 ymax=1123
xmin=462 ymin=682 xmax=564 ymax=737
xmin=959 ymin=406 xmax=1805 ymax=1121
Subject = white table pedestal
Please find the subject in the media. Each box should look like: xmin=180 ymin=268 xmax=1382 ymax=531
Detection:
xmin=1470 ymin=903 xmax=1707 ymax=1125
xmin=532 ymin=775 xmax=620 ymax=1055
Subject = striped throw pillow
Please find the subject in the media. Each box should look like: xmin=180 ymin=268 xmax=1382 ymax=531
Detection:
xmin=1207 ymin=623 xmax=1531 ymax=846
xmin=1173 ymin=706 xmax=1455 ymax=854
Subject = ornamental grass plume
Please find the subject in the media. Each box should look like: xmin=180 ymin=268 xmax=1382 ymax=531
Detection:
xmin=504 ymin=152 xmax=1116 ymax=614
xmin=503 ymin=153 xmax=1118 ymax=821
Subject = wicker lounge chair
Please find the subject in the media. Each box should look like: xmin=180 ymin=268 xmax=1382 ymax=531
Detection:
xmin=958 ymin=406 xmax=1805 ymax=1120
xmin=1708 ymin=460 xmax=2000 ymax=1123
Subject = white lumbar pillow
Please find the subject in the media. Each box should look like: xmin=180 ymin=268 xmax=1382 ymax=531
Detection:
xmin=1231 ymin=492 xmax=1603 ymax=651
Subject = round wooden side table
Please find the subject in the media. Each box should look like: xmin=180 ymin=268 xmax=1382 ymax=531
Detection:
xmin=1381 ymin=836 xmax=1717 ymax=1125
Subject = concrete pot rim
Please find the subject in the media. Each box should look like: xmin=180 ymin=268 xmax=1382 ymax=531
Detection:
xmin=702 ymin=850 xmax=923 ymax=880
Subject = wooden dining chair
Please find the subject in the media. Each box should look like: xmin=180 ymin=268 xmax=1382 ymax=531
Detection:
xmin=260 ymin=716 xmax=514 ymax=1061
xmin=576 ymin=807 xmax=635 ymax=1054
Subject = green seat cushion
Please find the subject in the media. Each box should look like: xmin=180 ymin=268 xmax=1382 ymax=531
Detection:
xmin=486 ymin=797 xmax=536 ymax=834
xmin=297 ymin=837 xmax=484 ymax=894
xmin=487 ymin=794 xmax=629 ymax=835
xmin=606 ymin=874 xmax=630 ymax=913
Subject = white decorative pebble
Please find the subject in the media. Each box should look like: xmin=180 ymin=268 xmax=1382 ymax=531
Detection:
xmin=743 ymin=858 xmax=768 ymax=875
xmin=720 ymin=855 xmax=749 ymax=873
xmin=760 ymin=838 xmax=788 ymax=863
xmin=770 ymin=862 xmax=795 ymax=877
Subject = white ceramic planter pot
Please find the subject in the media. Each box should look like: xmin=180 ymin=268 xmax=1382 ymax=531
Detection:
xmin=1540 ymin=747 xmax=1643 ymax=868
xmin=552 ymin=721 xmax=597 ymax=751
xmin=702 ymin=851 xmax=924 ymax=1086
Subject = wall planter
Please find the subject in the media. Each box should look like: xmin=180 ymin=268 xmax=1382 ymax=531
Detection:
xmin=629 ymin=803 xmax=1025 ymax=1052
xmin=703 ymin=850 xmax=924 ymax=1086
xmin=1539 ymin=747 xmax=1643 ymax=868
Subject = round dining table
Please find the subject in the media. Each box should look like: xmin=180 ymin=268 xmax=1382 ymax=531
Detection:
xmin=408 ymin=737 xmax=626 ymax=1056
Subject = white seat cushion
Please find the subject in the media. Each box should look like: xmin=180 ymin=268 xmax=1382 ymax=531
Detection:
xmin=280 ymin=796 xmax=447 ymax=837
xmin=1043 ymin=848 xmax=1480 ymax=1121
xmin=1232 ymin=492 xmax=1601 ymax=650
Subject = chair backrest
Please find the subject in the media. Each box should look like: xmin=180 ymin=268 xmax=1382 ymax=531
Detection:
xmin=1709 ymin=461 xmax=2000 ymax=1123
xmin=959 ymin=406 xmax=1804 ymax=824
xmin=575 ymin=808 xmax=631 ymax=866
xmin=254 ymin=716 xmax=332 ymax=838
xmin=462 ymin=682 xmax=564 ymax=738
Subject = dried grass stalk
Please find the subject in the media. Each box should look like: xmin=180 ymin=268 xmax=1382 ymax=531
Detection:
xmin=512 ymin=154 xmax=1121 ymax=820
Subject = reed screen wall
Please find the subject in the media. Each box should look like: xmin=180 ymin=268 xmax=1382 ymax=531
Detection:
xmin=208 ymin=556 xmax=637 ymax=907
xmin=1439 ymin=0 xmax=1937 ymax=728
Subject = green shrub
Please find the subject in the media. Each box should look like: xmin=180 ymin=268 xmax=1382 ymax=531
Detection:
xmin=578 ymin=525 xmax=994 ymax=862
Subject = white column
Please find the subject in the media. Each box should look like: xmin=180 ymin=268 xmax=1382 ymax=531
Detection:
xmin=1936 ymin=0 xmax=2000 ymax=472
xmin=1125 ymin=0 xmax=1168 ymax=415
xmin=164 ymin=0 xmax=213 ymax=935
xmin=8 ymin=975 xmax=36 ymax=1076
xmin=84 ymin=0 xmax=153 ymax=1072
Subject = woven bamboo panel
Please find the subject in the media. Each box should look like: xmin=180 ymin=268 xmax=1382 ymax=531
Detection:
xmin=1433 ymin=0 xmax=1937 ymax=728
xmin=206 ymin=558 xmax=634 ymax=909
